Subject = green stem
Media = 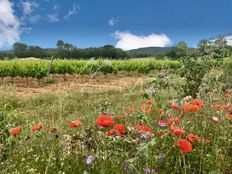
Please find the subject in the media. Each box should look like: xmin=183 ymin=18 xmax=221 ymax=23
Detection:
xmin=44 ymin=145 xmax=55 ymax=174
xmin=183 ymin=154 xmax=187 ymax=174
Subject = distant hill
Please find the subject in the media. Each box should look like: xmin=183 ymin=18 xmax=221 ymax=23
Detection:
xmin=127 ymin=47 xmax=174 ymax=57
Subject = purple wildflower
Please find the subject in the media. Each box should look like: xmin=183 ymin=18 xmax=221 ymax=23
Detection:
xmin=146 ymin=86 xmax=156 ymax=96
xmin=140 ymin=132 xmax=151 ymax=140
xmin=160 ymin=156 xmax=165 ymax=161
xmin=86 ymin=155 xmax=94 ymax=165
xmin=158 ymin=120 xmax=167 ymax=127
xmin=124 ymin=162 xmax=137 ymax=173
xmin=143 ymin=167 xmax=155 ymax=173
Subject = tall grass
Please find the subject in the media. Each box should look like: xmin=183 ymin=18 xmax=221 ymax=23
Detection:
xmin=0 ymin=69 xmax=231 ymax=173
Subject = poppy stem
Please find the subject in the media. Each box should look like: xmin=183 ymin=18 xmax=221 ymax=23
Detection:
xmin=164 ymin=147 xmax=172 ymax=156
xmin=183 ymin=154 xmax=187 ymax=174
xmin=44 ymin=145 xmax=55 ymax=174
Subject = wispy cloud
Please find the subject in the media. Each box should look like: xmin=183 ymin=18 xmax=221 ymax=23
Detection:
xmin=47 ymin=14 xmax=59 ymax=23
xmin=21 ymin=26 xmax=32 ymax=34
xmin=64 ymin=4 xmax=80 ymax=20
xmin=0 ymin=0 xmax=21 ymax=48
xmin=113 ymin=31 xmax=171 ymax=50
xmin=27 ymin=14 xmax=41 ymax=24
xmin=53 ymin=4 xmax=59 ymax=10
xmin=108 ymin=17 xmax=119 ymax=26
xmin=21 ymin=1 xmax=38 ymax=15
xmin=20 ymin=1 xmax=40 ymax=24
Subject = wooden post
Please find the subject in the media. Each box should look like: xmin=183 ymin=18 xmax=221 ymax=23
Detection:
xmin=47 ymin=56 xmax=54 ymax=83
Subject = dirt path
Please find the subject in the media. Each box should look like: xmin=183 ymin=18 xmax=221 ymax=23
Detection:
xmin=13 ymin=76 xmax=152 ymax=97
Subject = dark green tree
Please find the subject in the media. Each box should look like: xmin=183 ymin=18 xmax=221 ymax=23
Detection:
xmin=176 ymin=41 xmax=188 ymax=58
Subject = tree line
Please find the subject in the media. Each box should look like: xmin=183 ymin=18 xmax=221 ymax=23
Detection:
xmin=0 ymin=40 xmax=128 ymax=60
xmin=0 ymin=36 xmax=232 ymax=60
xmin=166 ymin=36 xmax=232 ymax=59
xmin=130 ymin=36 xmax=232 ymax=59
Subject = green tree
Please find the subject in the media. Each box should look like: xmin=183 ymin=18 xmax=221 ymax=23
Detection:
xmin=197 ymin=39 xmax=214 ymax=58
xmin=13 ymin=42 xmax=28 ymax=58
xmin=56 ymin=40 xmax=64 ymax=49
xmin=176 ymin=41 xmax=188 ymax=57
xmin=213 ymin=36 xmax=228 ymax=58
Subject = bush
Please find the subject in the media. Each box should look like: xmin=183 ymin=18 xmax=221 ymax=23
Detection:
xmin=180 ymin=58 xmax=211 ymax=98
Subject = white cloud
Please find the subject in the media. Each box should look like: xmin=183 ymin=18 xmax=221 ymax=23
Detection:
xmin=21 ymin=1 xmax=38 ymax=15
xmin=225 ymin=35 xmax=232 ymax=46
xmin=64 ymin=4 xmax=79 ymax=20
xmin=108 ymin=17 xmax=119 ymax=26
xmin=20 ymin=1 xmax=40 ymax=24
xmin=114 ymin=31 xmax=171 ymax=50
xmin=27 ymin=14 xmax=41 ymax=24
xmin=47 ymin=14 xmax=59 ymax=23
xmin=0 ymin=0 xmax=21 ymax=48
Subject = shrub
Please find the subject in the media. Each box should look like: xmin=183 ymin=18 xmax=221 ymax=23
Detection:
xmin=180 ymin=58 xmax=211 ymax=98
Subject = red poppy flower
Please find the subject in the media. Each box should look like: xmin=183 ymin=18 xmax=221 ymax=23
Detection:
xmin=191 ymin=99 xmax=204 ymax=108
xmin=187 ymin=133 xmax=200 ymax=143
xmin=212 ymin=104 xmax=223 ymax=110
xmin=141 ymin=104 xmax=147 ymax=111
xmin=9 ymin=127 xmax=21 ymax=136
xmin=146 ymin=108 xmax=152 ymax=114
xmin=143 ymin=126 xmax=152 ymax=133
xmin=223 ymin=105 xmax=232 ymax=111
xmin=135 ymin=123 xmax=143 ymax=130
xmin=157 ymin=131 xmax=165 ymax=137
xmin=167 ymin=117 xmax=181 ymax=124
xmin=115 ymin=124 xmax=125 ymax=135
xmin=177 ymin=139 xmax=192 ymax=154
xmin=183 ymin=104 xmax=200 ymax=113
xmin=128 ymin=105 xmax=136 ymax=112
xmin=170 ymin=103 xmax=180 ymax=110
xmin=173 ymin=129 xmax=185 ymax=136
xmin=205 ymin=140 xmax=211 ymax=145
xmin=105 ymin=129 xmax=115 ymax=136
xmin=141 ymin=103 xmax=152 ymax=114
xmin=117 ymin=115 xmax=124 ymax=119
xmin=135 ymin=123 xmax=152 ymax=133
xmin=147 ymin=98 xmax=154 ymax=105
xmin=169 ymin=126 xmax=185 ymax=136
xmin=225 ymin=113 xmax=232 ymax=119
xmin=124 ymin=111 xmax=128 ymax=116
xmin=213 ymin=104 xmax=232 ymax=111
xmin=69 ymin=120 xmax=81 ymax=128
xmin=158 ymin=109 xmax=166 ymax=116
xmin=96 ymin=115 xmax=114 ymax=127
xmin=201 ymin=138 xmax=211 ymax=145
xmin=31 ymin=123 xmax=42 ymax=132
xmin=223 ymin=92 xmax=230 ymax=99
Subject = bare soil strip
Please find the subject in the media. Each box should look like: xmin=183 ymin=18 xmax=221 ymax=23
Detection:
xmin=5 ymin=76 xmax=152 ymax=97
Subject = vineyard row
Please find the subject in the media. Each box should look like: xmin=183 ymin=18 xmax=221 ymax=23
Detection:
xmin=0 ymin=59 xmax=222 ymax=79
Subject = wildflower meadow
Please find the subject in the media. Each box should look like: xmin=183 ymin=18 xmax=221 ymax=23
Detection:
xmin=0 ymin=59 xmax=231 ymax=174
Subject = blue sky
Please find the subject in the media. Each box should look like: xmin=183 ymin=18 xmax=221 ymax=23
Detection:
xmin=0 ymin=0 xmax=232 ymax=50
